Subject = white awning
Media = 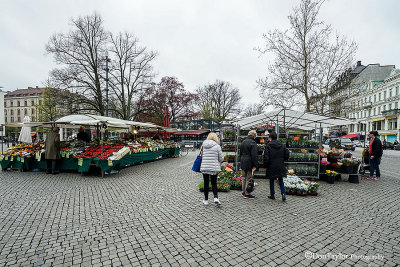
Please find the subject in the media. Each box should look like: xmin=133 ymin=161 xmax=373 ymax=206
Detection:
xmin=236 ymin=109 xmax=352 ymax=131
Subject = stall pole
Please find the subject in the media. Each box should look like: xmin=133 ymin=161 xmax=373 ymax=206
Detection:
xmin=234 ymin=124 xmax=240 ymax=171
xmin=318 ymin=123 xmax=322 ymax=179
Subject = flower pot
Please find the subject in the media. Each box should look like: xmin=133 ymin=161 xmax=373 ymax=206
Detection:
xmin=345 ymin=166 xmax=353 ymax=174
xmin=327 ymin=175 xmax=335 ymax=184
xmin=352 ymin=165 xmax=359 ymax=174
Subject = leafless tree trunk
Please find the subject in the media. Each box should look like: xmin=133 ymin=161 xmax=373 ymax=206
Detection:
xmin=46 ymin=13 xmax=109 ymax=115
xmin=108 ymin=32 xmax=157 ymax=120
xmin=257 ymin=0 xmax=357 ymax=114
xmin=196 ymin=80 xmax=241 ymax=122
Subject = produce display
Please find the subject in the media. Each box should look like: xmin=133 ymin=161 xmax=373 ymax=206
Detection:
xmin=284 ymin=174 xmax=320 ymax=196
xmin=1 ymin=143 xmax=44 ymax=158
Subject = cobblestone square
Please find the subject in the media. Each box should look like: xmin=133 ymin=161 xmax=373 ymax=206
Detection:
xmin=0 ymin=149 xmax=399 ymax=266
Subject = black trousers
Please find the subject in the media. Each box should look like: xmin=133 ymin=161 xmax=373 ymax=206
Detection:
xmin=46 ymin=159 xmax=59 ymax=173
xmin=203 ymin=174 xmax=218 ymax=200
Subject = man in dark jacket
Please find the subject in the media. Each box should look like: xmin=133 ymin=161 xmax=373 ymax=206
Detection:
xmin=264 ymin=131 xmax=290 ymax=201
xmin=240 ymin=130 xmax=259 ymax=199
xmin=367 ymin=131 xmax=383 ymax=180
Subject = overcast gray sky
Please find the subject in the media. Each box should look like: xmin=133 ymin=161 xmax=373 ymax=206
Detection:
xmin=1 ymin=0 xmax=399 ymax=106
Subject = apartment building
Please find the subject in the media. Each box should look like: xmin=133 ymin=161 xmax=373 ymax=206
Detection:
xmin=347 ymin=69 xmax=400 ymax=142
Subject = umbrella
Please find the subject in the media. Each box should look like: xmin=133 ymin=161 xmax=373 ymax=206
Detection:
xmin=18 ymin=116 xmax=32 ymax=144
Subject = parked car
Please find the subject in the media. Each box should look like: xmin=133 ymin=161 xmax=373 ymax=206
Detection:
xmin=330 ymin=138 xmax=355 ymax=151
xmin=382 ymin=141 xmax=395 ymax=150
xmin=352 ymin=140 xmax=362 ymax=147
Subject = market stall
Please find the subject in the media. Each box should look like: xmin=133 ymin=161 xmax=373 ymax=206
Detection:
xmin=234 ymin=109 xmax=360 ymax=185
xmin=0 ymin=114 xmax=180 ymax=175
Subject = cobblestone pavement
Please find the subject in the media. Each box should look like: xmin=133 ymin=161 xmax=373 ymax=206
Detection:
xmin=0 ymin=150 xmax=399 ymax=266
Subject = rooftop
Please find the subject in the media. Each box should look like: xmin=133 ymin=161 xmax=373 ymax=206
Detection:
xmin=5 ymin=86 xmax=46 ymax=98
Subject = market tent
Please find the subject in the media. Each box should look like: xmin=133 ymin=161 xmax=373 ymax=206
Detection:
xmin=236 ymin=109 xmax=351 ymax=131
xmin=340 ymin=133 xmax=358 ymax=139
xmin=18 ymin=116 xmax=32 ymax=143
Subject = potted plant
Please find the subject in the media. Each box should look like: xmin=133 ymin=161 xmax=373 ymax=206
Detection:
xmin=230 ymin=176 xmax=243 ymax=190
xmin=325 ymin=170 xmax=337 ymax=184
xmin=320 ymin=160 xmax=329 ymax=173
xmin=341 ymin=158 xmax=353 ymax=174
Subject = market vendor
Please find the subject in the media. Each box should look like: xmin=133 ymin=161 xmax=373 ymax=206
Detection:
xmin=77 ymin=126 xmax=90 ymax=143
xmin=45 ymin=127 xmax=61 ymax=175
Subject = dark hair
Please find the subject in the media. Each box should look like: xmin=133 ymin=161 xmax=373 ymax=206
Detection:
xmin=369 ymin=131 xmax=379 ymax=137
xmin=269 ymin=131 xmax=277 ymax=140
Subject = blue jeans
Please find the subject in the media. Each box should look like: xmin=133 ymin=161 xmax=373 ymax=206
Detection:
xmin=270 ymin=177 xmax=286 ymax=195
xmin=369 ymin=157 xmax=381 ymax=178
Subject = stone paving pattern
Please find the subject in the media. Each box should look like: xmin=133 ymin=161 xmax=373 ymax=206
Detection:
xmin=0 ymin=148 xmax=399 ymax=266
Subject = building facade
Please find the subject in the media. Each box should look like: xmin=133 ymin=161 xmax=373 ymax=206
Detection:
xmin=4 ymin=86 xmax=45 ymax=124
xmin=347 ymin=69 xmax=400 ymax=142
xmin=0 ymin=89 xmax=5 ymax=137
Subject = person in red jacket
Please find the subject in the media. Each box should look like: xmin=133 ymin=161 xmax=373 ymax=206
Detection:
xmin=367 ymin=131 xmax=383 ymax=180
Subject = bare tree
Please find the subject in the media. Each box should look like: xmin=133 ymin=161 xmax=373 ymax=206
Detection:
xmin=242 ymin=104 xmax=264 ymax=118
xmin=257 ymin=0 xmax=357 ymax=114
xmin=196 ymin=80 xmax=241 ymax=122
xmin=46 ymin=13 xmax=109 ymax=115
xmin=108 ymin=32 xmax=157 ymax=120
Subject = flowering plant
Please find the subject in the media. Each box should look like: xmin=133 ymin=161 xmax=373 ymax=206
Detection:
xmin=320 ymin=160 xmax=330 ymax=166
xmin=326 ymin=170 xmax=337 ymax=176
xmin=230 ymin=177 xmax=243 ymax=189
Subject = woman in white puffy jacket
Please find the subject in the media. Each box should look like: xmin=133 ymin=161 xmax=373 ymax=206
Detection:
xmin=200 ymin=132 xmax=223 ymax=205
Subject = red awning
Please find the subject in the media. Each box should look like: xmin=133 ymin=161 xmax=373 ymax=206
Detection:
xmin=173 ymin=130 xmax=210 ymax=136
xmin=340 ymin=133 xmax=358 ymax=139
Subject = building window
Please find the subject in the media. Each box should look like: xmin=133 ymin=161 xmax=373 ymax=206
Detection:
xmin=379 ymin=93 xmax=381 ymax=101
xmin=368 ymin=109 xmax=371 ymax=117
xmin=17 ymin=117 xmax=21 ymax=122
xmin=396 ymin=86 xmax=399 ymax=96
xmin=17 ymin=110 xmax=20 ymax=115
xmin=373 ymin=108 xmax=376 ymax=115
xmin=25 ymin=100 xmax=28 ymax=106
xmin=384 ymin=91 xmax=387 ymax=100
xmin=10 ymin=101 xmax=13 ymax=107
xmin=389 ymin=103 xmax=392 ymax=110
xmin=5 ymin=118 xmax=7 ymax=123
xmin=4 ymin=102 xmax=6 ymax=108
xmin=24 ymin=108 xmax=28 ymax=115
xmin=369 ymin=96 xmax=371 ymax=102
xmin=383 ymin=105 xmax=386 ymax=111
xmin=388 ymin=119 xmax=397 ymax=130
xmin=39 ymin=100 xmax=42 ymax=105
xmin=32 ymin=108 xmax=35 ymax=114
xmin=31 ymin=100 xmax=35 ymax=106
xmin=374 ymin=95 xmax=376 ymax=102
xmin=4 ymin=110 xmax=7 ymax=115
xmin=378 ymin=107 xmax=381 ymax=114
xmin=17 ymin=101 xmax=20 ymax=107
xmin=396 ymin=102 xmax=399 ymax=109
xmin=11 ymin=110 xmax=14 ymax=115
xmin=11 ymin=117 xmax=14 ymax=123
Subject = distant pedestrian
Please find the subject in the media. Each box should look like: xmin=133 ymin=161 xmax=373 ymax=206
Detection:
xmin=45 ymin=127 xmax=61 ymax=175
xmin=240 ymin=130 xmax=259 ymax=199
xmin=200 ymin=132 xmax=223 ymax=205
xmin=264 ymin=131 xmax=290 ymax=201
xmin=366 ymin=131 xmax=383 ymax=180
xmin=77 ymin=126 xmax=90 ymax=142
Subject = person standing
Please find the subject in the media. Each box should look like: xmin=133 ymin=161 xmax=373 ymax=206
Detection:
xmin=200 ymin=132 xmax=223 ymax=205
xmin=77 ymin=126 xmax=90 ymax=142
xmin=45 ymin=127 xmax=61 ymax=175
xmin=367 ymin=131 xmax=383 ymax=180
xmin=240 ymin=130 xmax=259 ymax=199
xmin=264 ymin=131 xmax=290 ymax=201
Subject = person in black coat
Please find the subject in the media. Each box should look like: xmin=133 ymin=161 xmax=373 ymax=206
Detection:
xmin=239 ymin=130 xmax=259 ymax=199
xmin=367 ymin=131 xmax=383 ymax=180
xmin=264 ymin=131 xmax=290 ymax=201
xmin=77 ymin=126 xmax=90 ymax=143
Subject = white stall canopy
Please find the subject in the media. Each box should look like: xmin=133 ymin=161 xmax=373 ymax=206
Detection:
xmin=236 ymin=109 xmax=351 ymax=131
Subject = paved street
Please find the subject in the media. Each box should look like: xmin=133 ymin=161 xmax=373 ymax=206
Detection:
xmin=1 ymin=150 xmax=399 ymax=266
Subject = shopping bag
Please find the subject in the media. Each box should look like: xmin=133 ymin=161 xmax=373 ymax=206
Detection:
xmin=192 ymin=155 xmax=202 ymax=172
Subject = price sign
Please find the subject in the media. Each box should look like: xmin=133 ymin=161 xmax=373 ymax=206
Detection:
xmin=66 ymin=153 xmax=70 ymax=159
xmin=10 ymin=156 xmax=14 ymax=161
xmin=5 ymin=156 xmax=9 ymax=161
xmin=21 ymin=157 xmax=25 ymax=163
xmin=108 ymin=160 xmax=113 ymax=166
xmin=62 ymin=152 xmax=66 ymax=158
xmin=129 ymin=151 xmax=132 ymax=155
xmin=0 ymin=155 xmax=4 ymax=161
xmin=78 ymin=158 xmax=83 ymax=166
xmin=35 ymin=152 xmax=40 ymax=160
xmin=17 ymin=157 xmax=21 ymax=162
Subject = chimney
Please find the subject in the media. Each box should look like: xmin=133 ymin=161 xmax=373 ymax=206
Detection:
xmin=357 ymin=61 xmax=361 ymax=66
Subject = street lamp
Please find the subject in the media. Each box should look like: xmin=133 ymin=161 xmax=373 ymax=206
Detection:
xmin=104 ymin=51 xmax=111 ymax=117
